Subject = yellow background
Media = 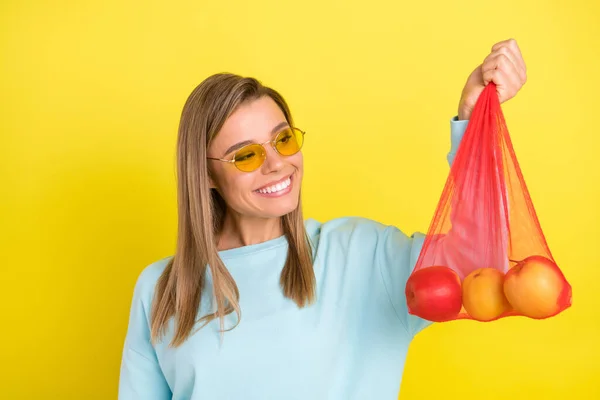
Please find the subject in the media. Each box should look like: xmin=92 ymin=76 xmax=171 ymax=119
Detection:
xmin=1 ymin=0 xmax=599 ymax=398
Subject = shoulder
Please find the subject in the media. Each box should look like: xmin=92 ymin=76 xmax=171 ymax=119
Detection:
xmin=131 ymin=256 xmax=172 ymax=306
xmin=304 ymin=216 xmax=403 ymax=251
xmin=305 ymin=216 xmax=387 ymax=235
xmin=305 ymin=216 xmax=425 ymax=257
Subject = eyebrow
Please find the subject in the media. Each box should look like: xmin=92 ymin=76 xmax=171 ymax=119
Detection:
xmin=222 ymin=121 xmax=290 ymax=157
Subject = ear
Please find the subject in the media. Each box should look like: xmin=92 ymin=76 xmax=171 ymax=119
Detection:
xmin=207 ymin=168 xmax=218 ymax=190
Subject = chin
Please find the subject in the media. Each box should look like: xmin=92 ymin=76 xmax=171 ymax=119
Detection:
xmin=262 ymin=198 xmax=300 ymax=219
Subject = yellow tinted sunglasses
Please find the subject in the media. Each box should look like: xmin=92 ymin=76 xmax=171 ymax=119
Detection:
xmin=207 ymin=127 xmax=305 ymax=172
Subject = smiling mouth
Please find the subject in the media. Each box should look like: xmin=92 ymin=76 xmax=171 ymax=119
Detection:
xmin=255 ymin=175 xmax=292 ymax=195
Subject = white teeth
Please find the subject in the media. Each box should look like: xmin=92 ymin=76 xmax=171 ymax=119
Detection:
xmin=257 ymin=177 xmax=291 ymax=194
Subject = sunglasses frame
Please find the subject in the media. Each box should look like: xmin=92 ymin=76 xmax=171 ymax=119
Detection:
xmin=207 ymin=127 xmax=306 ymax=172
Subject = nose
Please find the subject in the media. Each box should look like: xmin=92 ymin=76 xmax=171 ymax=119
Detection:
xmin=260 ymin=144 xmax=285 ymax=174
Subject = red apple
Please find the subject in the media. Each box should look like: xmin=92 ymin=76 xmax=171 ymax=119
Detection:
xmin=405 ymin=265 xmax=462 ymax=322
xmin=503 ymin=255 xmax=572 ymax=319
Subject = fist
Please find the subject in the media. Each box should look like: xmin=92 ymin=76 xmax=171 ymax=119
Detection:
xmin=458 ymin=39 xmax=527 ymax=120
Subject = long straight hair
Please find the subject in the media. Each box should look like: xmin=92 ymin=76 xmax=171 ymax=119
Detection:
xmin=150 ymin=73 xmax=316 ymax=347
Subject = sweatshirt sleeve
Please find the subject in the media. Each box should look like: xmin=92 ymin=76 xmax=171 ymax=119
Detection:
xmin=447 ymin=116 xmax=469 ymax=166
xmin=118 ymin=268 xmax=172 ymax=400
xmin=377 ymin=116 xmax=469 ymax=339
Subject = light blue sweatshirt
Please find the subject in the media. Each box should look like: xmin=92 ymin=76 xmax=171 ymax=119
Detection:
xmin=118 ymin=117 xmax=469 ymax=400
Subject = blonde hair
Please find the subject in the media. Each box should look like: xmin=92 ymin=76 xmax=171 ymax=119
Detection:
xmin=150 ymin=73 xmax=316 ymax=347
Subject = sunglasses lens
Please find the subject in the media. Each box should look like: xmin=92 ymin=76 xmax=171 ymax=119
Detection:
xmin=275 ymin=128 xmax=304 ymax=156
xmin=234 ymin=144 xmax=266 ymax=172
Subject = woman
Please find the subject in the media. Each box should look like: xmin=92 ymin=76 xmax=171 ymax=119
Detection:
xmin=119 ymin=39 xmax=527 ymax=399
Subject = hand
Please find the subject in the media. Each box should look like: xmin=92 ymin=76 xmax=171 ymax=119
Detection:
xmin=457 ymin=39 xmax=527 ymax=120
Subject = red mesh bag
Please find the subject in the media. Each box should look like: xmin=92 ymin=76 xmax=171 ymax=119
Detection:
xmin=405 ymin=82 xmax=572 ymax=323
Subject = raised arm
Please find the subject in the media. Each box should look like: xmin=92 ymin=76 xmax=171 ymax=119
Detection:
xmin=423 ymin=39 xmax=527 ymax=279
xmin=378 ymin=39 xmax=527 ymax=338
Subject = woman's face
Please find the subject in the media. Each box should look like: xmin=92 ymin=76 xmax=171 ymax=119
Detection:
xmin=207 ymin=96 xmax=304 ymax=220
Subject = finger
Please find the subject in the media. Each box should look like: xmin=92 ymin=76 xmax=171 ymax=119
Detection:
xmin=496 ymin=46 xmax=526 ymax=83
xmin=505 ymin=40 xmax=526 ymax=78
xmin=492 ymin=39 xmax=526 ymax=74
xmin=491 ymin=38 xmax=515 ymax=51
xmin=483 ymin=62 xmax=522 ymax=97
xmin=492 ymin=38 xmax=521 ymax=55
xmin=482 ymin=52 xmax=514 ymax=79
xmin=484 ymin=46 xmax=525 ymax=82
xmin=482 ymin=67 xmax=521 ymax=102
xmin=482 ymin=50 xmax=527 ymax=85
xmin=482 ymin=65 xmax=501 ymax=86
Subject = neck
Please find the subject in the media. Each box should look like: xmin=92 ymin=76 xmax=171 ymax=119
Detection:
xmin=217 ymin=209 xmax=284 ymax=251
